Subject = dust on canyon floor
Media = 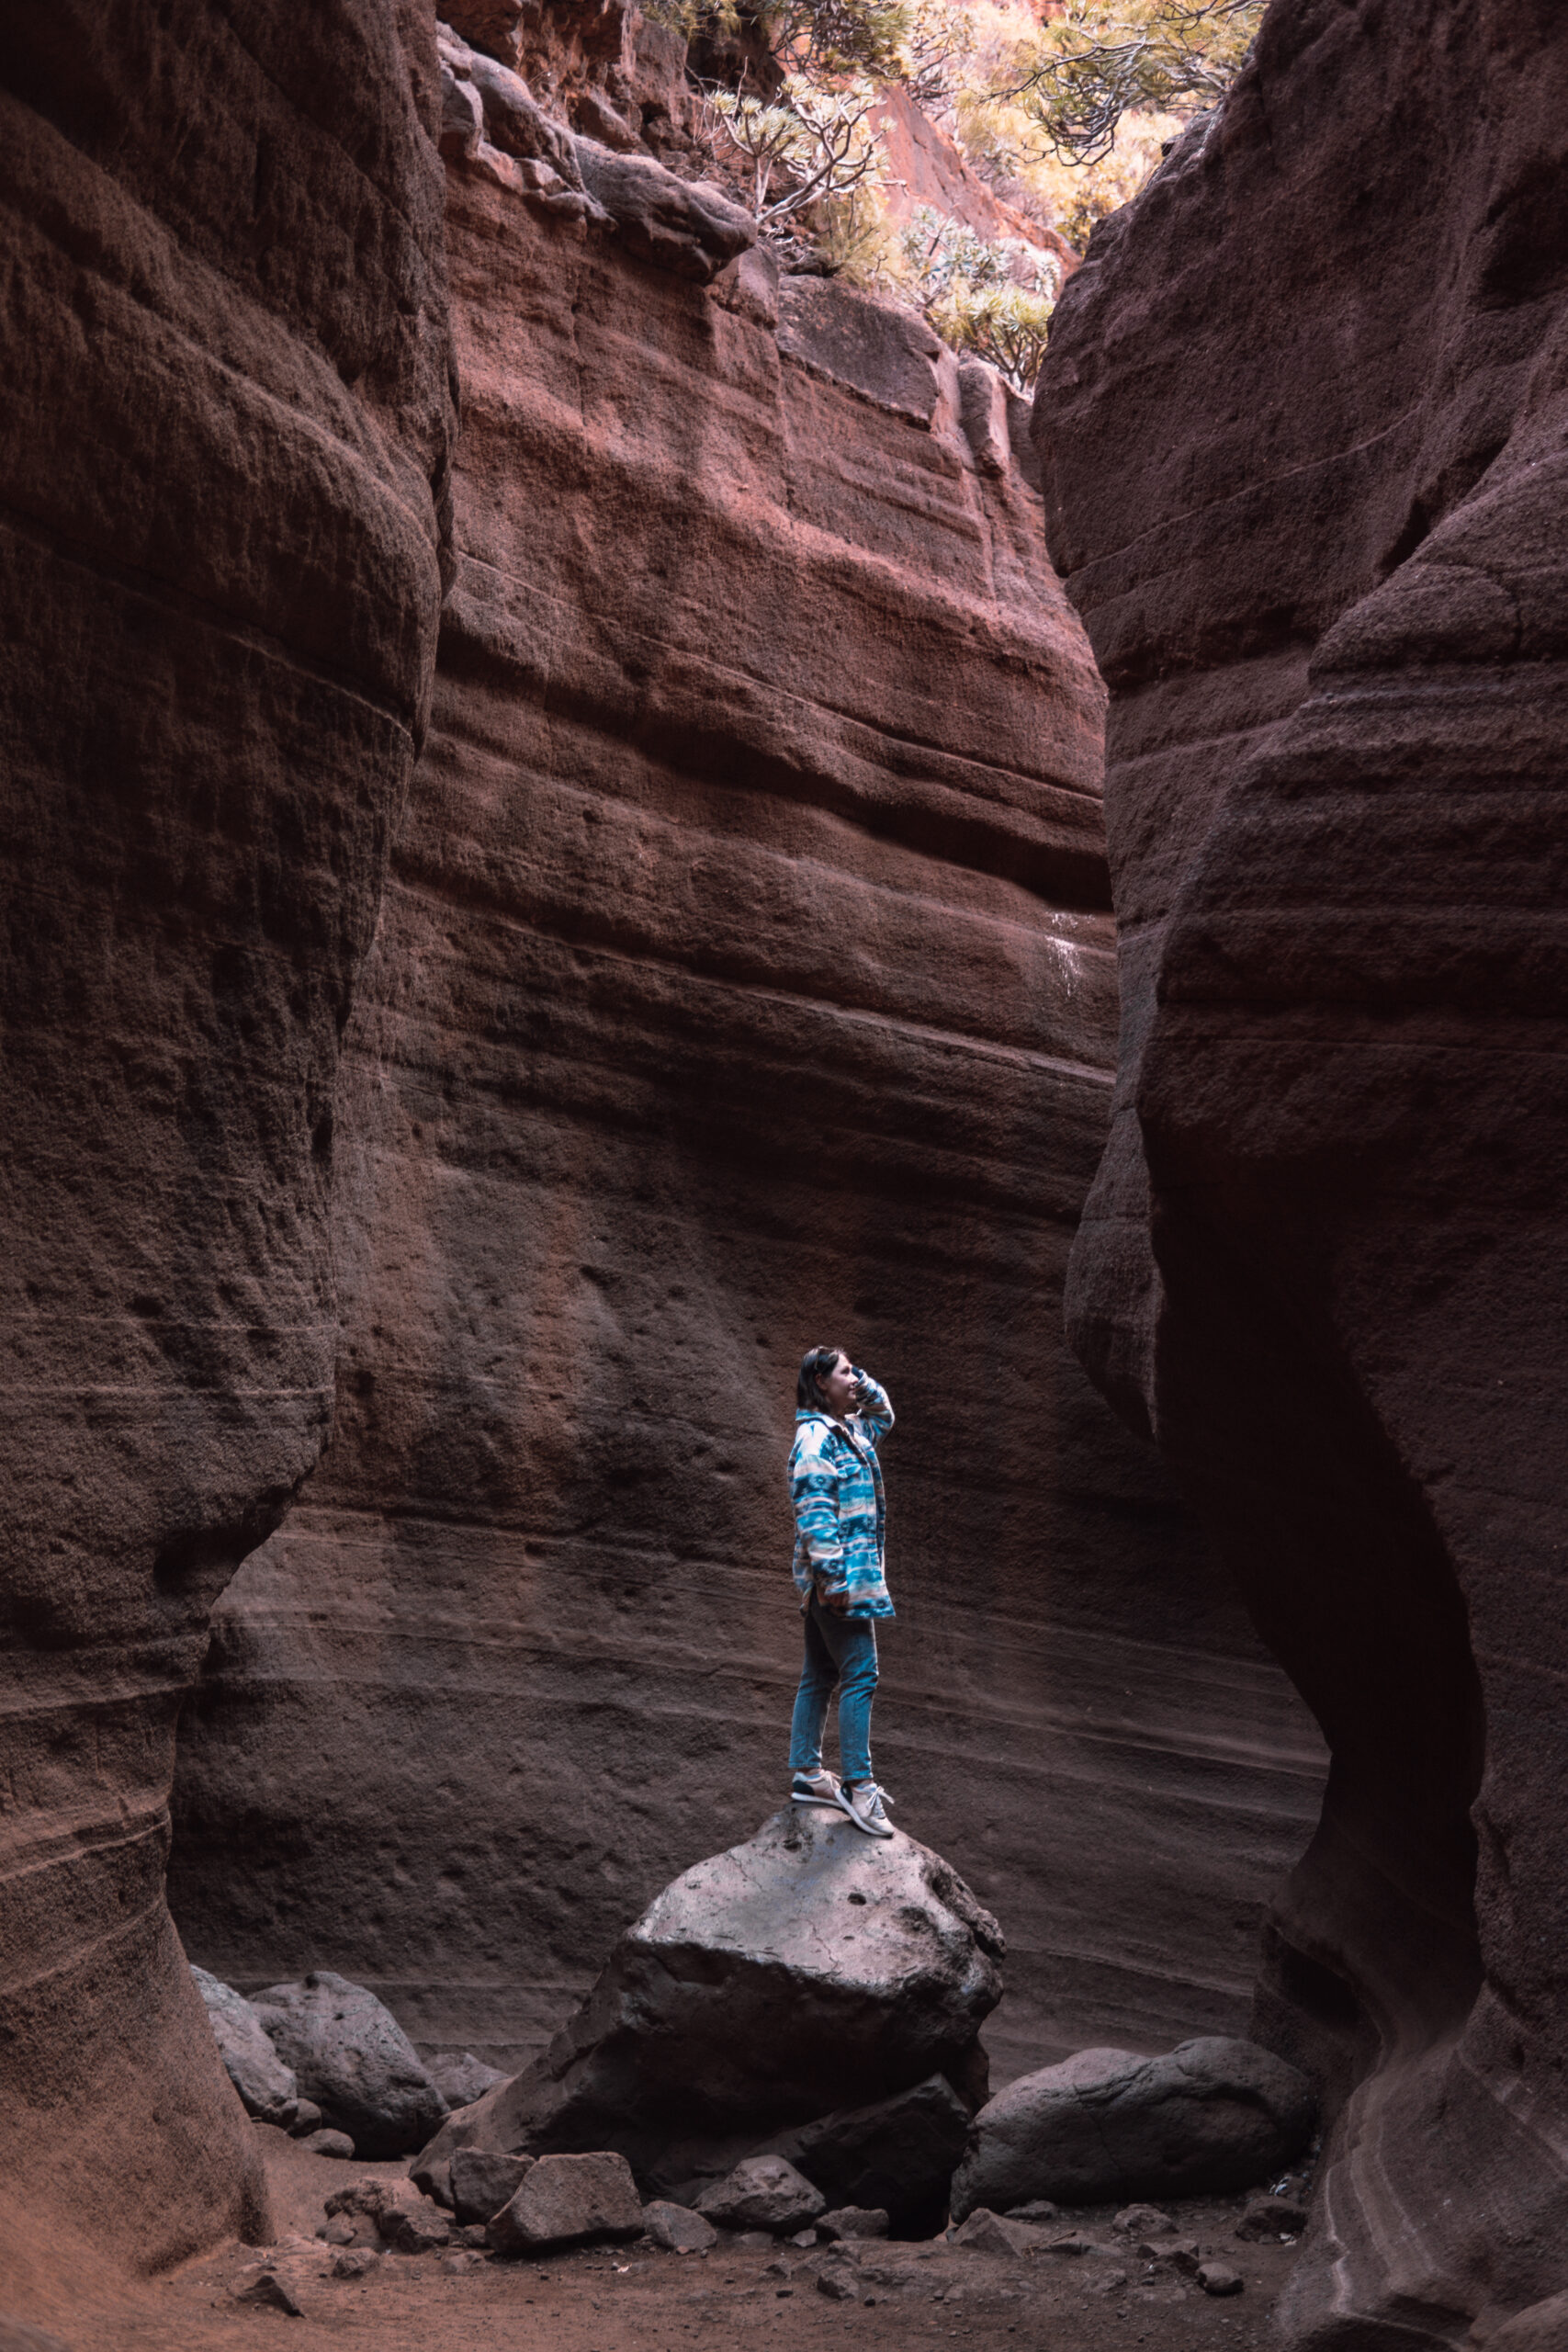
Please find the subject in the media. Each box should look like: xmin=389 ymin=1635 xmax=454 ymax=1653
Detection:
xmin=62 ymin=2128 xmax=1305 ymax=2352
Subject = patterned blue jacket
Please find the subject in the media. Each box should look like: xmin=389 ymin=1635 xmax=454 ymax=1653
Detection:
xmin=788 ymin=1373 xmax=895 ymax=1622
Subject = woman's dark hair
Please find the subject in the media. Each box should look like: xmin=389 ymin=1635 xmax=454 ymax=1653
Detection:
xmin=797 ymin=1344 xmax=848 ymax=1412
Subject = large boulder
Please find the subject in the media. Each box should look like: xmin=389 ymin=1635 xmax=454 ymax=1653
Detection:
xmin=251 ymin=1972 xmax=447 ymax=2159
xmin=415 ymin=1810 xmax=1003 ymax=2180
xmin=766 ymin=2074 xmax=973 ymax=2238
xmin=190 ymin=1968 xmax=297 ymax=2119
xmin=951 ymin=2040 xmax=1315 ymax=2220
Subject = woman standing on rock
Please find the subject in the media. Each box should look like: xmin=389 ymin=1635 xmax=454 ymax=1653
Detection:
xmin=787 ymin=1346 xmax=897 ymax=1839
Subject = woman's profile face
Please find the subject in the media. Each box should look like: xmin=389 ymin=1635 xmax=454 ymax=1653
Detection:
xmin=818 ymin=1352 xmax=859 ymax=1419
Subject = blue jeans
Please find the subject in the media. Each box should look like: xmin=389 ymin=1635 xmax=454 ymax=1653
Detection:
xmin=788 ymin=1596 xmax=878 ymax=1786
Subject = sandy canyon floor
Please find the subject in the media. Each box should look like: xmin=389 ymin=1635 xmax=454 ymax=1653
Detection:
xmin=58 ymin=2129 xmax=1307 ymax=2352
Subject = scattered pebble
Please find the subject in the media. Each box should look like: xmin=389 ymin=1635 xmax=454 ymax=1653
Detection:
xmin=1235 ymin=2194 xmax=1309 ymax=2241
xmin=232 ymin=2268 xmax=303 ymax=2315
xmin=330 ymin=2250 xmax=379 ymax=2281
xmin=1115 ymin=2202 xmax=1176 ymax=2236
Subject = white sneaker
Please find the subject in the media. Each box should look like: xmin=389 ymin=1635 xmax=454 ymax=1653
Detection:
xmin=791 ymin=1769 xmax=841 ymax=1809
xmin=836 ymin=1780 xmax=895 ymax=1838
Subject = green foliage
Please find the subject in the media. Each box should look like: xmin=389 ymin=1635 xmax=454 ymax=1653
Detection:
xmin=641 ymin=0 xmax=1262 ymax=392
xmin=895 ymin=209 xmax=1060 ymax=394
xmin=996 ymin=0 xmax=1263 ymax=165
xmin=703 ymin=81 xmax=886 ymax=228
xmin=934 ymin=281 xmax=1056 ymax=396
xmin=644 ymin=0 xmax=911 ymax=84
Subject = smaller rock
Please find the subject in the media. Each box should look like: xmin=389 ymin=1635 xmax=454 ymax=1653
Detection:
xmin=330 ymin=2250 xmax=379 ymax=2280
xmin=1199 ymin=2264 xmax=1245 ymax=2297
xmin=319 ymin=2218 xmax=356 ymax=2247
xmin=440 ymin=2250 xmax=486 ymax=2274
xmin=424 ymin=2052 xmax=507 ymax=2111
xmin=487 ymin=2152 xmax=644 ymax=2255
xmin=789 ymin=2228 xmax=818 ymax=2248
xmin=250 ymin=1972 xmax=448 ymax=2160
xmin=232 ymin=2269 xmax=303 ymax=2315
xmin=324 ymin=2177 xmax=422 ymax=2224
xmin=1006 ymin=2199 xmax=1061 ymax=2224
xmin=767 ymin=2072 xmax=972 ymax=2236
xmin=696 ymin=2156 xmax=825 ymax=2234
xmin=451 ymin=2149 xmax=534 ymax=2226
xmin=818 ymin=2268 xmax=859 ymax=2301
xmin=728 ymin=2232 xmax=774 ymax=2250
xmin=299 ymin=2129 xmax=355 ymax=2159
xmin=818 ymin=2208 xmax=888 ymax=2240
xmin=1115 ymin=2202 xmax=1175 ymax=2236
xmin=322 ymin=2177 xmax=445 ymax=2249
xmin=287 ymin=2101 xmax=324 ymax=2136
xmin=949 ymin=2209 xmax=1032 ymax=2258
xmin=642 ymin=2201 xmax=718 ymax=2255
xmin=1088 ymin=2267 xmax=1130 ymax=2296
xmin=191 ymin=1967 xmax=299 ymax=2118
xmin=1141 ymin=2237 xmax=1201 ymax=2276
xmin=1044 ymin=2232 xmax=1100 ymax=2257
xmin=1235 ymin=2194 xmax=1308 ymax=2241
xmin=380 ymin=2205 xmax=451 ymax=2255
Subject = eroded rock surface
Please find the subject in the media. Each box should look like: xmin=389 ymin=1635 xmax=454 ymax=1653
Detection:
xmin=170 ymin=83 xmax=1325 ymax=2092
xmin=1037 ymin=1 xmax=1568 ymax=2342
xmin=0 ymin=0 xmax=454 ymax=2299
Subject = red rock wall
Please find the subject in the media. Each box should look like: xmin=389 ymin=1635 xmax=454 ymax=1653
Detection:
xmin=168 ymin=139 xmax=1325 ymax=2093
xmin=0 ymin=0 xmax=453 ymax=2306
xmin=1037 ymin=1 xmax=1568 ymax=2341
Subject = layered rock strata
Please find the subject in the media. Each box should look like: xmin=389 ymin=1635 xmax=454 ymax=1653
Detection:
xmin=170 ymin=63 xmax=1325 ymax=2088
xmin=1038 ymin=1 xmax=1568 ymax=2342
xmin=0 ymin=0 xmax=454 ymax=2301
